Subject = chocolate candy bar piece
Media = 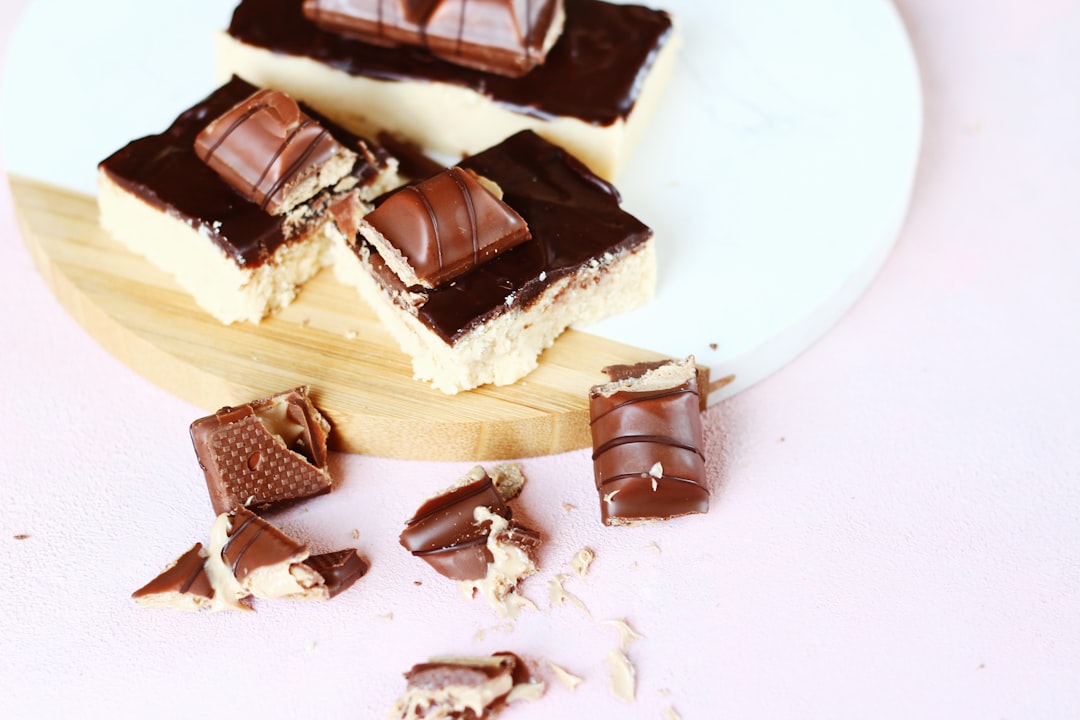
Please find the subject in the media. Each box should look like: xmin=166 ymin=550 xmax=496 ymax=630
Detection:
xmin=302 ymin=0 xmax=565 ymax=78
xmin=302 ymin=549 xmax=370 ymax=598
xmin=399 ymin=468 xmax=512 ymax=580
xmin=389 ymin=652 xmax=543 ymax=719
xmin=190 ymin=386 xmax=333 ymax=515
xmin=194 ymin=87 xmax=358 ymax=216
xmin=131 ymin=543 xmax=215 ymax=610
xmin=363 ymin=166 xmax=531 ymax=288
xmin=589 ymin=357 xmax=709 ymax=526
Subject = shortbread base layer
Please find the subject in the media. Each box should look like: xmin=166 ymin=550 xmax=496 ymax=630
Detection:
xmin=332 ymin=237 xmax=656 ymax=394
xmin=98 ymin=172 xmax=343 ymax=325
xmin=213 ymin=27 xmax=679 ymax=180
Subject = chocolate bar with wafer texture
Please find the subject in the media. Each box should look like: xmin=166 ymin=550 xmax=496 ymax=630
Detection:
xmin=302 ymin=0 xmax=566 ymax=78
xmin=589 ymin=357 xmax=709 ymax=526
xmin=389 ymin=652 xmax=543 ymax=719
xmin=194 ymin=87 xmax=359 ymax=216
xmin=190 ymin=386 xmax=333 ymax=515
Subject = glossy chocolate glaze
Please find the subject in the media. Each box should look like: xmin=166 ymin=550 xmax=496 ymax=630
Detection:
xmin=228 ymin=0 xmax=672 ymax=125
xmin=362 ymin=130 xmax=651 ymax=344
xmin=99 ymin=77 xmax=389 ymax=267
xmin=222 ymin=507 xmax=307 ymax=583
xmin=590 ymin=373 xmax=709 ymax=524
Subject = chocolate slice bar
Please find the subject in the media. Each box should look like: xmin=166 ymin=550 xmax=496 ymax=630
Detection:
xmin=332 ymin=130 xmax=656 ymax=393
xmin=131 ymin=543 xmax=215 ymax=610
xmin=190 ymin=386 xmax=333 ymax=515
xmin=389 ymin=652 xmax=543 ymax=719
xmin=195 ymin=87 xmax=358 ymax=216
xmin=98 ymin=76 xmax=399 ymax=324
xmin=302 ymin=0 xmax=565 ymax=77
xmin=362 ymin=166 xmax=531 ymax=289
xmin=589 ymin=357 xmax=709 ymax=526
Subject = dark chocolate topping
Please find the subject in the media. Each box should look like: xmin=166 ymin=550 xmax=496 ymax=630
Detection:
xmin=229 ymin=0 xmax=673 ymax=125
xmin=590 ymin=375 xmax=709 ymax=524
xmin=132 ymin=543 xmax=214 ymax=601
xmin=363 ymin=130 xmax=651 ymax=343
xmin=99 ymin=76 xmax=389 ymax=267
xmin=303 ymin=549 xmax=369 ymax=597
xmin=365 ymin=166 xmax=531 ymax=287
xmin=302 ymin=0 xmax=563 ymax=77
xmin=194 ymin=88 xmax=351 ymax=214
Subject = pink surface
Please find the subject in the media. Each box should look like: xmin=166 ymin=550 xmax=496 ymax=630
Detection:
xmin=2 ymin=1 xmax=1079 ymax=718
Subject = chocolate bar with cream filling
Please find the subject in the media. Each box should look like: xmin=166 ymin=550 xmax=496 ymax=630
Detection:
xmin=131 ymin=543 xmax=215 ymax=610
xmin=362 ymin=166 xmax=531 ymax=289
xmin=589 ymin=357 xmax=709 ymax=526
xmin=389 ymin=652 xmax=543 ymax=719
xmin=190 ymin=386 xmax=333 ymax=515
xmin=194 ymin=87 xmax=358 ymax=215
xmin=302 ymin=0 xmax=566 ymax=78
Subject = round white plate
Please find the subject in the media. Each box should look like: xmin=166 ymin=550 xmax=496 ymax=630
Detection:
xmin=1 ymin=0 xmax=921 ymax=404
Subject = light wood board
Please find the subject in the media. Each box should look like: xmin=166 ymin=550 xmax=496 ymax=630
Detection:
xmin=11 ymin=174 xmax=711 ymax=460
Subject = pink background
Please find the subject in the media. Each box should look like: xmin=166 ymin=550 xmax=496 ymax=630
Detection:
xmin=2 ymin=1 xmax=1078 ymax=718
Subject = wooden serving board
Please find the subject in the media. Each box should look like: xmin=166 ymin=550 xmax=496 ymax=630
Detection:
xmin=10 ymin=174 xmax=715 ymax=460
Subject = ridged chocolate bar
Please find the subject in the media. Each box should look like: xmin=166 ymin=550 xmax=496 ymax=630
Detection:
xmin=589 ymin=358 xmax=709 ymax=525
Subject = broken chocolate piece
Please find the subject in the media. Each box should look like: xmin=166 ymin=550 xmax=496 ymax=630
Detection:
xmin=399 ymin=470 xmax=512 ymax=581
xmin=458 ymin=506 xmax=540 ymax=617
xmin=190 ymin=386 xmax=333 ymax=515
xmin=131 ymin=543 xmax=214 ymax=610
xmin=589 ymin=357 xmax=709 ymax=526
xmin=302 ymin=0 xmax=565 ymax=78
xmin=363 ymin=166 xmax=531 ymax=289
xmin=302 ymin=549 xmax=369 ymax=597
xmin=194 ymin=87 xmax=358 ymax=215
xmin=389 ymin=652 xmax=543 ymax=719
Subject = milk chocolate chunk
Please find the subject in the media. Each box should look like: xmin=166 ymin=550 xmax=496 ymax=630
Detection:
xmin=399 ymin=470 xmax=512 ymax=580
xmin=132 ymin=543 xmax=214 ymax=610
xmin=190 ymin=386 xmax=333 ymax=515
xmin=589 ymin=357 xmax=709 ymax=526
xmin=389 ymin=652 xmax=543 ymax=719
xmin=302 ymin=0 xmax=565 ymax=78
xmin=302 ymin=549 xmax=369 ymax=597
xmin=194 ymin=87 xmax=357 ymax=216
xmin=363 ymin=166 xmax=531 ymax=288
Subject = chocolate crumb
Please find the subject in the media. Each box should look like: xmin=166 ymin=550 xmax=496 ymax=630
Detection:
xmin=13 ymin=534 xmax=30 ymax=540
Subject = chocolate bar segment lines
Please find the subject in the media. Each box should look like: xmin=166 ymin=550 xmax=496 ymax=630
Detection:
xmin=194 ymin=88 xmax=356 ymax=215
xmin=363 ymin=166 xmax=531 ymax=288
xmin=589 ymin=359 xmax=709 ymax=526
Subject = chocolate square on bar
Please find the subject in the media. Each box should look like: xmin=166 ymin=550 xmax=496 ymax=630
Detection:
xmin=190 ymin=386 xmax=333 ymax=515
xmin=194 ymin=87 xmax=358 ymax=216
xmin=589 ymin=357 xmax=709 ymax=526
xmin=362 ymin=166 xmax=531 ymax=289
xmin=302 ymin=0 xmax=565 ymax=78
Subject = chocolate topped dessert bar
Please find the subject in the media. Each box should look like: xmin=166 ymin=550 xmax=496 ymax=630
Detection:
xmin=589 ymin=357 xmax=709 ymax=526
xmin=216 ymin=0 xmax=677 ymax=179
xmin=332 ymin=130 xmax=656 ymax=393
xmin=98 ymin=76 xmax=399 ymax=324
